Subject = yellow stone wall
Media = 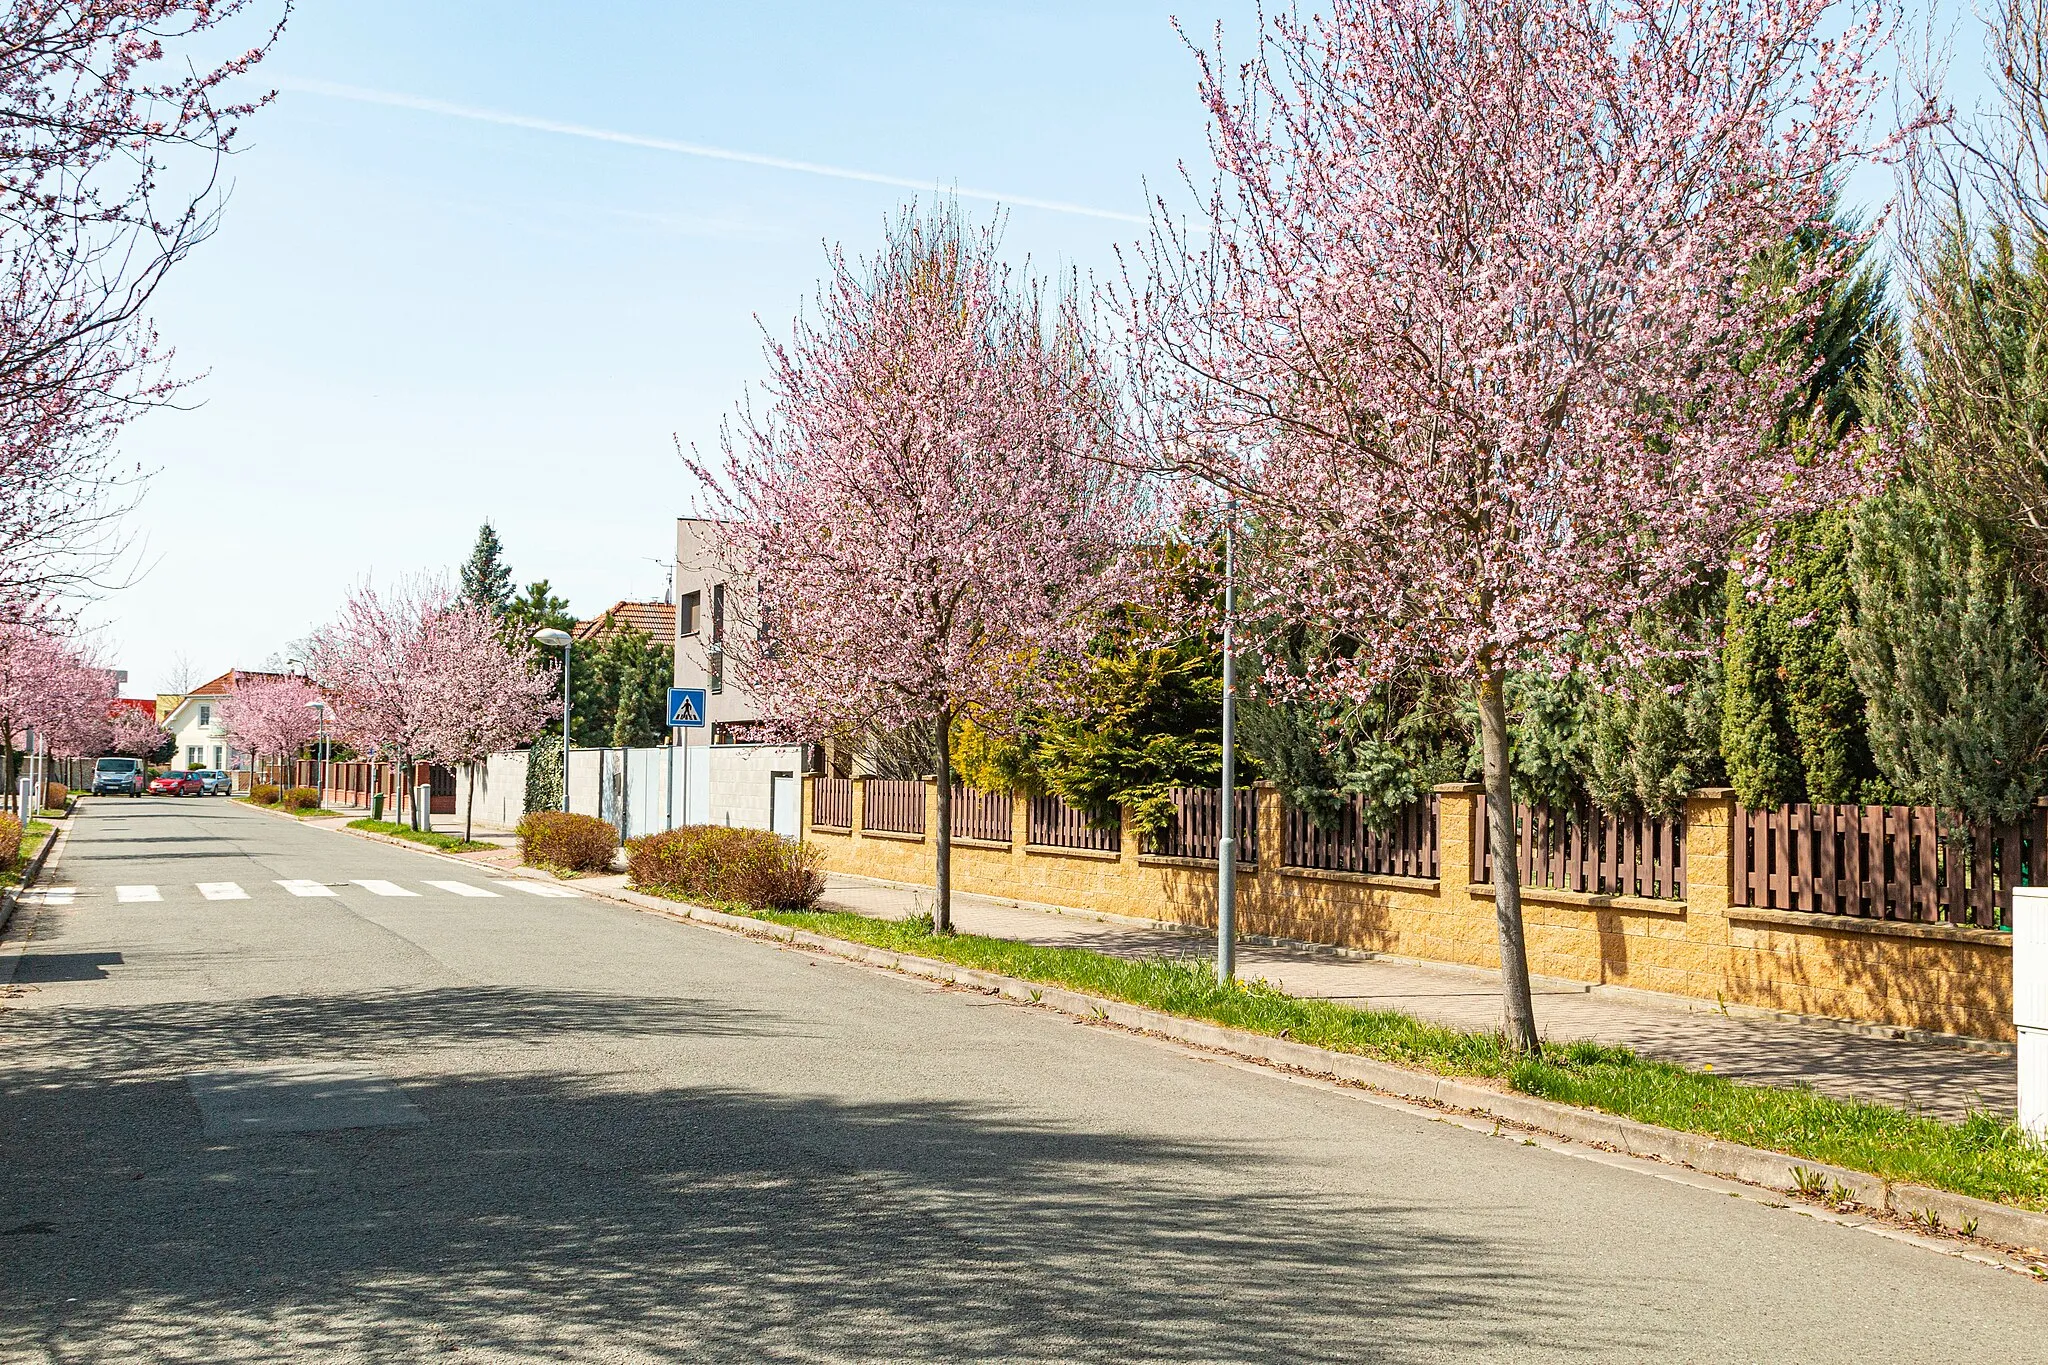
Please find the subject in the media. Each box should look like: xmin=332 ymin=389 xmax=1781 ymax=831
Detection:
xmin=805 ymin=778 xmax=2016 ymax=1041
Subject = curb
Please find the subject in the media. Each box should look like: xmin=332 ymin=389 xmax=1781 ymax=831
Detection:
xmin=0 ymin=814 xmax=66 ymax=938
xmin=610 ymin=886 xmax=2048 ymax=1258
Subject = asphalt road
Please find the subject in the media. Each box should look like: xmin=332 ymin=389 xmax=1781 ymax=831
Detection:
xmin=0 ymin=797 xmax=2042 ymax=1363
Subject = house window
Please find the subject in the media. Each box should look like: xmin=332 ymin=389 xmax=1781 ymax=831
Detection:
xmin=679 ymin=591 xmax=700 ymax=637
xmin=187 ymin=745 xmax=202 ymax=768
xmin=212 ymin=745 xmax=223 ymax=770
xmin=198 ymin=704 xmax=211 ymax=727
xmin=711 ymin=583 xmax=724 ymax=643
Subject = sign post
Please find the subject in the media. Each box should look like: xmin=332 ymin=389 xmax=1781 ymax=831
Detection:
xmin=667 ymin=688 xmax=707 ymax=829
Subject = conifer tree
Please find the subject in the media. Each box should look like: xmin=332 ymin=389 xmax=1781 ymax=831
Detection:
xmin=1846 ymin=488 xmax=2048 ymax=825
xmin=459 ymin=522 xmax=515 ymax=618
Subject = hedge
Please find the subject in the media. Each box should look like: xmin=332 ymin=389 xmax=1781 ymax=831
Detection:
xmin=628 ymin=825 xmax=823 ymax=911
xmin=518 ymin=810 xmax=617 ymax=872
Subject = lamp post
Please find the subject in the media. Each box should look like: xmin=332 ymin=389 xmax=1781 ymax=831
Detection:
xmin=305 ymin=700 xmax=328 ymax=804
xmin=534 ymin=628 xmax=573 ymax=813
xmin=1217 ymin=496 xmax=1238 ymax=985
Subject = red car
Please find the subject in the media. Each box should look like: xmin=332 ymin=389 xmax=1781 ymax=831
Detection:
xmin=148 ymin=771 xmax=203 ymax=797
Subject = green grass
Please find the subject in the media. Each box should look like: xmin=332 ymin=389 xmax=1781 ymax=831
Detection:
xmin=236 ymin=797 xmax=344 ymax=820
xmin=348 ymin=818 xmax=493 ymax=854
xmin=0 ymin=819 xmax=53 ymax=890
xmin=670 ymin=899 xmax=2048 ymax=1213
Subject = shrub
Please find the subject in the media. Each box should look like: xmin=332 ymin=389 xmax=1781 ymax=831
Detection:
xmin=517 ymin=810 xmax=618 ymax=872
xmin=282 ymin=786 xmax=321 ymax=811
xmin=42 ymin=783 xmax=66 ymax=811
xmin=250 ymin=783 xmax=280 ymax=805
xmin=0 ymin=814 xmax=19 ymax=868
xmin=628 ymin=825 xmax=824 ymax=911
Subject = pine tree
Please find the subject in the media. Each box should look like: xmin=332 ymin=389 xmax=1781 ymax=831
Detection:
xmin=502 ymin=581 xmax=575 ymax=644
xmin=459 ymin=523 xmax=515 ymax=618
xmin=1846 ymin=489 xmax=2048 ymax=825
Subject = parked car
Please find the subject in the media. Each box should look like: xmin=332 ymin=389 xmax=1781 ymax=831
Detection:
xmin=148 ymin=771 xmax=203 ymax=797
xmin=196 ymin=770 xmax=233 ymax=795
xmin=91 ymin=756 xmax=145 ymax=797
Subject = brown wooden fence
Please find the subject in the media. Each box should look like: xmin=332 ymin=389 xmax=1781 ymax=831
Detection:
xmin=812 ymin=777 xmax=852 ymax=829
xmin=1477 ymin=798 xmax=1685 ymax=900
xmin=863 ymin=779 xmax=926 ymax=835
xmin=1144 ymin=787 xmax=1258 ymax=864
xmin=1735 ymin=802 xmax=2045 ymax=929
xmin=1027 ymin=794 xmax=1119 ymax=852
xmin=1283 ymin=793 xmax=1438 ymax=879
xmin=951 ymin=787 xmax=1012 ymax=842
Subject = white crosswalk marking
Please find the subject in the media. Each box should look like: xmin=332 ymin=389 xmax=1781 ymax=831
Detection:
xmin=492 ymin=880 xmax=582 ymax=899
xmin=115 ymin=885 xmax=160 ymax=903
xmin=196 ymin=882 xmax=248 ymax=901
xmin=352 ymin=880 xmax=418 ymax=898
xmin=22 ymin=886 xmax=74 ymax=905
xmin=275 ymin=880 xmax=336 ymax=898
xmin=424 ymin=880 xmax=498 ymax=898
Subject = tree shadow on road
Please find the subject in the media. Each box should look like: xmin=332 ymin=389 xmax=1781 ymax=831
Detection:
xmin=0 ymin=1064 xmax=1631 ymax=1364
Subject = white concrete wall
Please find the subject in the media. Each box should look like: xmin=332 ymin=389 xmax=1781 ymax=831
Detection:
xmin=454 ymin=750 xmax=530 ymax=832
xmin=462 ymin=741 xmax=804 ymax=839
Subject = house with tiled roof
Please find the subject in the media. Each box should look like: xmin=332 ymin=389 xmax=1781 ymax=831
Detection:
xmin=158 ymin=669 xmax=296 ymax=771
xmin=570 ymin=600 xmax=676 ymax=644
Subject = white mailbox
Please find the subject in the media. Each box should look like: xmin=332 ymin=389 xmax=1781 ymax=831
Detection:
xmin=2015 ymin=888 xmax=2048 ymax=1140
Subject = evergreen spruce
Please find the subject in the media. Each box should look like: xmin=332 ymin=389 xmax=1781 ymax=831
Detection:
xmin=459 ymin=522 xmax=516 ymax=617
xmin=523 ymin=730 xmax=564 ymax=813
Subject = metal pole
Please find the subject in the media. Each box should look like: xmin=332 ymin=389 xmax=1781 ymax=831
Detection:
xmin=1217 ymin=499 xmax=1238 ymax=985
xmin=560 ymin=639 xmax=572 ymax=813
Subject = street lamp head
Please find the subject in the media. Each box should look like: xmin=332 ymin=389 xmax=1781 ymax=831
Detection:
xmin=533 ymin=628 xmax=573 ymax=649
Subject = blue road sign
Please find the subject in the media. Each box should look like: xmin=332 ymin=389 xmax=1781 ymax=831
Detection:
xmin=666 ymin=688 xmax=707 ymax=728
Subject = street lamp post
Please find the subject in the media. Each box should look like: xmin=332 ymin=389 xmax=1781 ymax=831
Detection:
xmin=305 ymin=700 xmax=328 ymax=804
xmin=1217 ymin=498 xmax=1238 ymax=985
xmin=534 ymin=628 xmax=573 ymax=813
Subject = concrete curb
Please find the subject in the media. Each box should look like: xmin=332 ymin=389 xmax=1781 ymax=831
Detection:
xmin=0 ymin=816 xmax=69 ymax=984
xmin=611 ymin=886 xmax=2048 ymax=1257
xmin=0 ymin=813 xmax=66 ymax=938
xmin=222 ymin=799 xmax=2048 ymax=1258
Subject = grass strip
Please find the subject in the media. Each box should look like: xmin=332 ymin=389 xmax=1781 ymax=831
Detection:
xmin=236 ymin=797 xmax=345 ymax=820
xmin=347 ymin=818 xmax=493 ymax=854
xmin=0 ymin=819 xmax=51 ymax=890
xmin=657 ymin=896 xmax=2048 ymax=1213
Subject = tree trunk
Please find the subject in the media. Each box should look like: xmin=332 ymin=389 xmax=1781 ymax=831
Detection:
xmin=465 ymin=764 xmax=476 ymax=844
xmin=933 ymin=710 xmax=953 ymax=935
xmin=1478 ymin=665 xmax=1540 ymax=1052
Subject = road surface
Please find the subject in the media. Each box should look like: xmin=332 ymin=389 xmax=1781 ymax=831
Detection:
xmin=0 ymin=797 xmax=2040 ymax=1362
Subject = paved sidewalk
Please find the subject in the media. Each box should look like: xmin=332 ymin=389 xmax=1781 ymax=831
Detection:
xmin=819 ymin=874 xmax=2016 ymax=1123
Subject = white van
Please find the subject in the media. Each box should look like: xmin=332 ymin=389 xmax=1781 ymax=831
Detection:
xmin=92 ymin=757 xmax=144 ymax=797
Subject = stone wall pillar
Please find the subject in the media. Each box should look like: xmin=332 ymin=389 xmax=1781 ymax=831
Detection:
xmin=850 ymin=776 xmax=867 ymax=849
xmin=1434 ymin=782 xmax=1484 ymax=886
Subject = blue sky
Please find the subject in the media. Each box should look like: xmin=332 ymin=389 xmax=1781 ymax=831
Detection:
xmin=97 ymin=0 xmax=1975 ymax=694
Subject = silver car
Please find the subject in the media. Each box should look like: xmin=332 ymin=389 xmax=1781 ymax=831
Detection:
xmin=196 ymin=770 xmax=234 ymax=796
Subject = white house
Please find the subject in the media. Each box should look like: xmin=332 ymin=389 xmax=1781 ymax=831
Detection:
xmin=673 ymin=517 xmax=810 ymax=836
xmin=158 ymin=669 xmax=293 ymax=771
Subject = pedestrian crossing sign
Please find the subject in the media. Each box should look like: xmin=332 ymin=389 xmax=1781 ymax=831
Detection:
xmin=667 ymin=687 xmax=707 ymax=728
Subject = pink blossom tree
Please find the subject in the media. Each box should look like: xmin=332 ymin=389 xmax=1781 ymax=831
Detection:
xmin=1128 ymin=0 xmax=1895 ymax=1047
xmin=416 ymin=599 xmax=559 ymax=842
xmin=696 ymin=205 xmax=1152 ymax=932
xmin=306 ymin=577 xmax=449 ymax=824
xmin=107 ymin=706 xmax=166 ymax=761
xmin=0 ymin=1 xmax=287 ymax=615
xmin=218 ymin=673 xmax=321 ymax=782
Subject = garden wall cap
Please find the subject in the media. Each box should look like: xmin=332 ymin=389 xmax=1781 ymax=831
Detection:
xmin=1690 ymin=787 xmax=1737 ymax=798
xmin=1432 ymin=782 xmax=1485 ymax=794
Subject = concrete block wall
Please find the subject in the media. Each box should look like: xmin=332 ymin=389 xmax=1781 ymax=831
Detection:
xmin=805 ymin=777 xmax=2017 ymax=1043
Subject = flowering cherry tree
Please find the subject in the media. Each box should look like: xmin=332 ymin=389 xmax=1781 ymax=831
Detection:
xmin=307 ymin=578 xmax=448 ymax=825
xmin=0 ymin=620 xmax=116 ymax=798
xmin=697 ymin=206 xmax=1151 ymax=932
xmin=1129 ymin=0 xmax=1894 ymax=1047
xmin=0 ymin=1 xmax=286 ymax=615
xmin=416 ymin=599 xmax=558 ymax=842
xmin=107 ymin=705 xmax=166 ymax=760
xmin=218 ymin=673 xmax=321 ymax=781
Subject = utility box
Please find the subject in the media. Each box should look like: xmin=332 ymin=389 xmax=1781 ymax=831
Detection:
xmin=2016 ymin=888 xmax=2048 ymax=1141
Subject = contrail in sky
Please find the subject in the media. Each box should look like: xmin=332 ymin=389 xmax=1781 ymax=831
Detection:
xmin=281 ymin=78 xmax=1152 ymax=227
